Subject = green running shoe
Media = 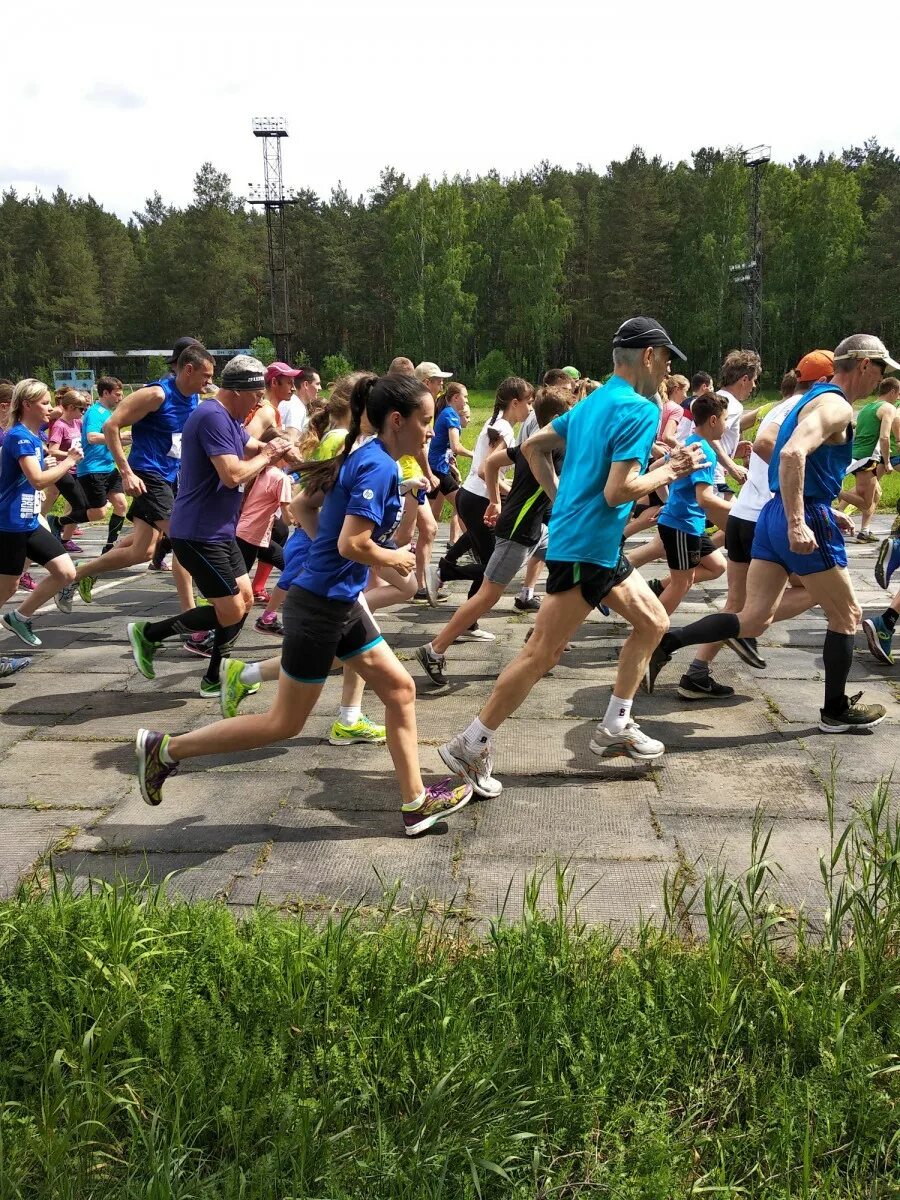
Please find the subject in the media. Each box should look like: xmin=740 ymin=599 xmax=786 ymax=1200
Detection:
xmin=127 ymin=620 xmax=161 ymax=680
xmin=863 ymin=616 xmax=894 ymax=665
xmin=220 ymin=658 xmax=261 ymax=719
xmin=328 ymin=713 xmax=387 ymax=745
xmin=402 ymin=778 xmax=472 ymax=836
xmin=199 ymin=677 xmax=221 ymax=698
xmin=77 ymin=575 xmax=96 ymax=604
xmin=135 ymin=729 xmax=177 ymax=806
xmin=3 ymin=611 xmax=41 ymax=647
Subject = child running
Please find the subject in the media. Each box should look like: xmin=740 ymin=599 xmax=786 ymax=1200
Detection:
xmin=136 ymin=372 xmax=472 ymax=835
xmin=417 ymin=385 xmax=571 ymax=686
xmin=427 ymin=382 xmax=473 ymax=544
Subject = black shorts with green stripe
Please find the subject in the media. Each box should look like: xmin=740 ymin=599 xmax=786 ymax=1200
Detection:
xmin=545 ymin=554 xmax=633 ymax=609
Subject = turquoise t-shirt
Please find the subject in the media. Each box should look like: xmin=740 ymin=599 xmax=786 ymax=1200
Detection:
xmin=657 ymin=434 xmax=716 ymax=536
xmin=546 ymin=375 xmax=659 ymax=568
xmin=77 ymin=402 xmax=116 ymax=476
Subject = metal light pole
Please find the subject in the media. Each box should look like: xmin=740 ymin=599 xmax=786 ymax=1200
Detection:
xmin=249 ymin=117 xmax=297 ymax=361
xmin=743 ymin=145 xmax=771 ymax=356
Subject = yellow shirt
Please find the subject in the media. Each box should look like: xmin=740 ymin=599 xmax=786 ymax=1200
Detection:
xmin=398 ymin=455 xmax=420 ymax=481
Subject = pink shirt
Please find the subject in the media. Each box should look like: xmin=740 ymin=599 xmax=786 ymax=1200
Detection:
xmin=49 ymin=415 xmax=82 ymax=474
xmin=236 ymin=466 xmax=292 ymax=547
xmin=657 ymin=401 xmax=682 ymax=441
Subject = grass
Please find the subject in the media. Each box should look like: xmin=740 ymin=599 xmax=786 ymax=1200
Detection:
xmin=0 ymin=775 xmax=897 ymax=1197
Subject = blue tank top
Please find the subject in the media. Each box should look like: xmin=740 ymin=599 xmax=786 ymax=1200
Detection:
xmin=129 ymin=376 xmax=198 ymax=483
xmin=768 ymin=383 xmax=852 ymax=503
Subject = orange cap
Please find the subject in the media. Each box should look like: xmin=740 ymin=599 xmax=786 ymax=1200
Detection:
xmin=795 ymin=349 xmax=834 ymax=382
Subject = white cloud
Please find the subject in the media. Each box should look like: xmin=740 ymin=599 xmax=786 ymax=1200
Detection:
xmin=3 ymin=0 xmax=899 ymax=219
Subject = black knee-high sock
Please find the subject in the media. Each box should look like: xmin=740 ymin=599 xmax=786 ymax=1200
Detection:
xmin=106 ymin=512 xmax=125 ymax=546
xmin=204 ymin=617 xmax=247 ymax=685
xmin=152 ymin=535 xmax=172 ymax=568
xmin=145 ymin=606 xmax=218 ymax=644
xmin=822 ymin=630 xmax=854 ymax=714
xmin=661 ymin=611 xmax=741 ymax=655
xmin=443 ymin=533 xmax=471 ymax=566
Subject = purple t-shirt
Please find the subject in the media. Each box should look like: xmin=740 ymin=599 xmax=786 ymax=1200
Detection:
xmin=169 ymin=401 xmax=250 ymax=542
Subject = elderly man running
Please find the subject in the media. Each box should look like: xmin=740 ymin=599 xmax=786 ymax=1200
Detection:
xmin=645 ymin=333 xmax=898 ymax=733
xmin=437 ymin=316 xmax=708 ymax=797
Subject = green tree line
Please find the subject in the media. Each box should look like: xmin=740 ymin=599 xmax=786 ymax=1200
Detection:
xmin=1 ymin=140 xmax=897 ymax=383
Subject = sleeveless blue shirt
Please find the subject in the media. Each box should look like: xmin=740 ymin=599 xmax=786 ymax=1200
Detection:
xmin=768 ymin=383 xmax=852 ymax=503
xmin=129 ymin=376 xmax=198 ymax=483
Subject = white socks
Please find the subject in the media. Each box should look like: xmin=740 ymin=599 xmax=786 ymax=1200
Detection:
xmin=603 ymin=695 xmax=632 ymax=736
xmin=518 ymin=586 xmax=534 ymax=601
xmin=240 ymin=662 xmax=263 ymax=686
xmin=340 ymin=705 xmax=361 ymax=726
xmin=461 ymin=716 xmax=495 ymax=754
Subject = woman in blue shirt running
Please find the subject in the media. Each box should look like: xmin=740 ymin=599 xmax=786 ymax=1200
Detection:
xmin=136 ymin=373 xmax=472 ymax=836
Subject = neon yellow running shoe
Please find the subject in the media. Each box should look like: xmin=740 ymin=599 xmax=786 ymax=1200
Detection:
xmin=328 ymin=714 xmax=387 ymax=746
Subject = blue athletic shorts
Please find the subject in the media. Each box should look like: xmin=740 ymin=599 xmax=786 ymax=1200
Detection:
xmin=752 ymin=495 xmax=847 ymax=576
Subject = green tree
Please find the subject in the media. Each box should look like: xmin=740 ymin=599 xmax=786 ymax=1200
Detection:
xmin=501 ymin=195 xmax=573 ymax=376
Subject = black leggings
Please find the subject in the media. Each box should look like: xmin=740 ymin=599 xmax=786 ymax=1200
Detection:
xmin=441 ymin=489 xmax=495 ymax=598
xmin=55 ymin=473 xmax=89 ymax=526
xmin=237 ymin=536 xmax=285 ymax=573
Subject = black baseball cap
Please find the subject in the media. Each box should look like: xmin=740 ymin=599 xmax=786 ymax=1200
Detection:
xmin=612 ymin=317 xmax=686 ymax=361
xmin=168 ymin=336 xmax=204 ymax=365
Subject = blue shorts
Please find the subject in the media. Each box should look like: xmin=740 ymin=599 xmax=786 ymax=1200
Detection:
xmin=752 ymin=495 xmax=847 ymax=576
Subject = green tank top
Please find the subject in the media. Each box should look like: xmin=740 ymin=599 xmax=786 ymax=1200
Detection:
xmin=853 ymin=399 xmax=898 ymax=459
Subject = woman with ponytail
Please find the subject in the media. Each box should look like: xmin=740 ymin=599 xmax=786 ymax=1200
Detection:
xmin=136 ymin=372 xmax=473 ymax=835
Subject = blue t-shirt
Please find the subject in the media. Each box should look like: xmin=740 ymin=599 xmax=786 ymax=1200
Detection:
xmin=768 ymin=383 xmax=851 ymax=503
xmin=129 ymin=376 xmax=198 ymax=483
xmin=298 ymin=438 xmax=402 ymax=602
xmin=546 ymin=375 xmax=659 ymax=568
xmin=657 ymin=434 xmax=716 ymax=536
xmin=77 ymin=401 xmax=116 ymax=476
xmin=169 ymin=402 xmax=250 ymax=542
xmin=0 ymin=424 xmax=44 ymax=533
xmin=428 ymin=406 xmax=461 ymax=474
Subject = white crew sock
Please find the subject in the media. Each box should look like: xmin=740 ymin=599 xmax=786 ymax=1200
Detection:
xmin=425 ymin=641 xmax=442 ymax=660
xmin=240 ymin=662 xmax=263 ymax=686
xmin=603 ymin=695 xmax=632 ymax=736
xmin=402 ymin=789 xmax=426 ymax=810
xmin=339 ymin=705 xmax=361 ymax=726
xmin=518 ymin=586 xmax=534 ymax=601
xmin=461 ymin=716 xmax=495 ymax=755
xmin=13 ymin=609 xmax=30 ymax=621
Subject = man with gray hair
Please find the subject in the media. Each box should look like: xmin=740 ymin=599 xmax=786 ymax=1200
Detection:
xmin=646 ymin=333 xmax=899 ymax=733
xmin=437 ymin=317 xmax=707 ymax=797
xmin=125 ymin=355 xmax=291 ymax=696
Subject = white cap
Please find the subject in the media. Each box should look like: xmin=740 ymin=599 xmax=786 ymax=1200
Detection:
xmin=414 ymin=361 xmax=453 ymax=382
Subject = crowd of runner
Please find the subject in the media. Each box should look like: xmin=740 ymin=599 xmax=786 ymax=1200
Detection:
xmin=1 ymin=321 xmax=898 ymax=834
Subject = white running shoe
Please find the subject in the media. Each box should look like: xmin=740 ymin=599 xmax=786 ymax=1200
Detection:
xmin=589 ymin=720 xmax=664 ymax=762
xmin=455 ymin=623 xmax=495 ymax=642
xmin=424 ymin=564 xmax=442 ymax=607
xmin=439 ymin=733 xmax=503 ymax=798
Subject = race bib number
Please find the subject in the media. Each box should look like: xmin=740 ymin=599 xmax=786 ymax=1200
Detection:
xmin=19 ymin=492 xmax=38 ymax=520
xmin=167 ymin=433 xmax=183 ymax=460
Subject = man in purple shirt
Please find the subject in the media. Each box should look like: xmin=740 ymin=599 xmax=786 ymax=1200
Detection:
xmin=125 ymin=356 xmax=291 ymax=695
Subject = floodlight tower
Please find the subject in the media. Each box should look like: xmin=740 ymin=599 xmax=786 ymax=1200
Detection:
xmin=249 ymin=117 xmax=297 ymax=361
xmin=743 ymin=144 xmax=771 ymax=357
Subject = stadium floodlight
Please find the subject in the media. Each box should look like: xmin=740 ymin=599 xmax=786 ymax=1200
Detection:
xmin=253 ymin=117 xmax=288 ymax=137
xmin=744 ymin=144 xmax=772 ymax=167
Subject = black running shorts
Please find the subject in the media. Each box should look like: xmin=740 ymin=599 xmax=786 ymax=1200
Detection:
xmin=427 ymin=472 xmax=459 ymax=500
xmin=0 ymin=525 xmax=68 ymax=577
xmin=724 ymin=514 xmax=757 ymax=565
xmin=170 ymin=537 xmax=246 ymax=599
xmin=545 ymin=553 xmax=633 ymax=608
xmin=79 ymin=469 xmax=123 ymax=509
xmin=129 ymin=472 xmax=176 ymax=529
xmin=658 ymin=523 xmax=717 ymax=571
xmin=280 ymin=586 xmax=383 ymax=684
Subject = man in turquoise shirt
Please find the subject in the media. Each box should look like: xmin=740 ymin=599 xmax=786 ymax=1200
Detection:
xmin=439 ymin=317 xmax=708 ymax=797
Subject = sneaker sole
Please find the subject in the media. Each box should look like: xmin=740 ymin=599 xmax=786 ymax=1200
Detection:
xmin=127 ymin=623 xmax=156 ymax=680
xmin=862 ymin=619 xmax=893 ymax=665
xmin=438 ymin=744 xmax=503 ymax=798
xmin=199 ymin=685 xmax=221 ymax=698
xmin=676 ymin=685 xmax=717 ymax=700
xmin=724 ymin=638 xmax=766 ymax=669
xmin=588 ymin=738 xmax=665 ymax=762
xmin=404 ymin=788 xmax=472 ymax=836
xmin=327 ymin=734 xmax=387 ymax=746
xmin=874 ymin=540 xmax=892 ymax=589
xmin=818 ymin=712 xmax=886 ymax=734
xmin=455 ymin=631 xmax=496 ymax=642
xmin=415 ymin=646 xmax=448 ymax=687
xmin=424 ymin=567 xmax=441 ymax=607
xmin=135 ymin=729 xmax=162 ymax=806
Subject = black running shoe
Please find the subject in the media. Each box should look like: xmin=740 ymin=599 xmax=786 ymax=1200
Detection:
xmin=642 ymin=643 xmax=672 ymax=694
xmin=514 ymin=595 xmax=541 ymax=612
xmin=677 ymin=673 xmax=735 ymax=700
xmin=416 ymin=644 xmax=448 ymax=687
xmin=647 ymin=578 xmax=665 ymax=598
xmin=725 ymin=636 xmax=766 ymax=669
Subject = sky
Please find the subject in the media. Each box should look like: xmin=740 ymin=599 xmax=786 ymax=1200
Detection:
xmin=4 ymin=0 xmax=900 ymax=220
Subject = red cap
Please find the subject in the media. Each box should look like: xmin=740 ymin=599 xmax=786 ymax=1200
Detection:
xmin=795 ymin=350 xmax=834 ymax=382
xmin=264 ymin=361 xmax=302 ymax=385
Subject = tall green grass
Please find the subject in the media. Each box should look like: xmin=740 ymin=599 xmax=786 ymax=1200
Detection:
xmin=0 ymin=776 xmax=897 ymax=1197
